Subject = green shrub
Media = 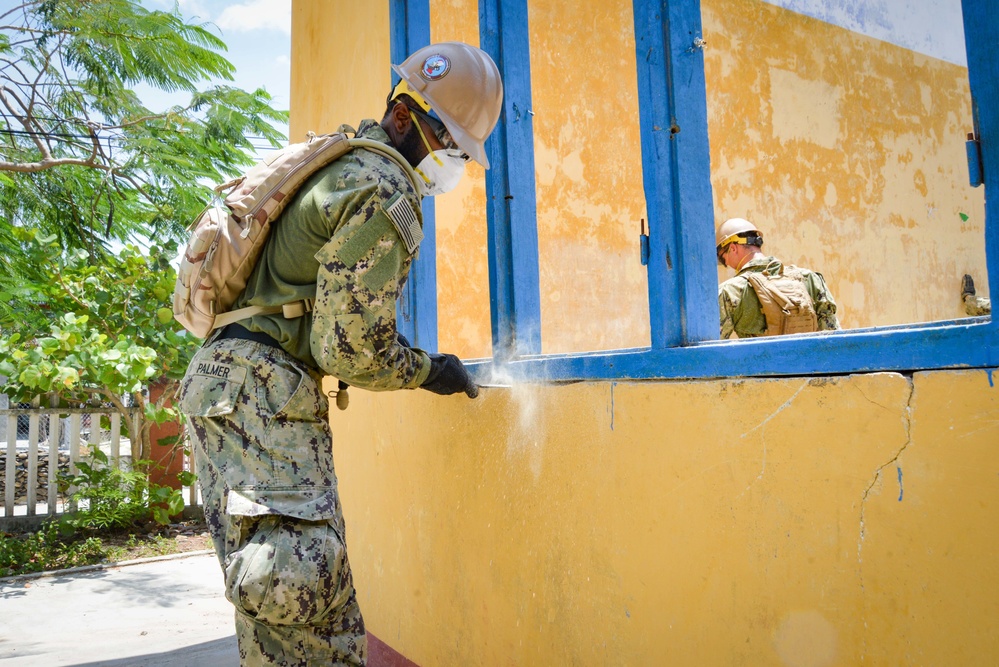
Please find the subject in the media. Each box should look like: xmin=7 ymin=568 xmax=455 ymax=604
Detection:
xmin=59 ymin=448 xmax=193 ymax=531
xmin=0 ymin=453 xmax=198 ymax=577
xmin=0 ymin=522 xmax=106 ymax=577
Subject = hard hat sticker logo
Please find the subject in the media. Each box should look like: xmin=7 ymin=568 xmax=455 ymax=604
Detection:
xmin=420 ymin=55 xmax=451 ymax=81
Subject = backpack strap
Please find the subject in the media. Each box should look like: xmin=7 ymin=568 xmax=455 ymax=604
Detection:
xmin=208 ymin=138 xmax=421 ymax=333
xmin=212 ymin=299 xmax=316 ymax=330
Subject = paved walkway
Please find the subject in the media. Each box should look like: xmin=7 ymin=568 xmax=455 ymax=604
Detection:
xmin=0 ymin=552 xmax=238 ymax=666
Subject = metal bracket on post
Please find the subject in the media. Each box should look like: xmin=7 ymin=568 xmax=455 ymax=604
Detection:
xmin=966 ymin=132 xmax=984 ymax=187
xmin=639 ymin=218 xmax=650 ymax=266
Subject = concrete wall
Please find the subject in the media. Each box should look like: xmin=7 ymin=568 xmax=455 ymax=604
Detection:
xmin=430 ymin=0 xmax=652 ymax=356
xmin=428 ymin=0 xmax=493 ymax=360
xmin=333 ymin=369 xmax=999 ymax=665
xmin=525 ymin=0 xmax=650 ymax=354
xmin=289 ymin=1 xmax=390 ymax=143
xmin=290 ymin=1 xmax=999 ymax=663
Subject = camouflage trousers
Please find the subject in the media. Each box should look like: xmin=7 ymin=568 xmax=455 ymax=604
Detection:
xmin=178 ymin=338 xmax=366 ymax=666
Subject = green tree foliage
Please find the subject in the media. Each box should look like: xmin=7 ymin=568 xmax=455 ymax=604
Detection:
xmin=0 ymin=0 xmax=287 ymax=264
xmin=0 ymin=1 xmax=287 ymax=467
xmin=0 ymin=229 xmax=200 ymax=464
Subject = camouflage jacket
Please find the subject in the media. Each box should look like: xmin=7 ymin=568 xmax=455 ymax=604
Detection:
xmin=719 ymin=256 xmax=840 ymax=339
xmin=232 ymin=120 xmax=431 ymax=390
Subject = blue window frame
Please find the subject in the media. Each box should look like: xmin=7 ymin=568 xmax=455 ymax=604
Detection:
xmin=392 ymin=0 xmax=999 ymax=381
xmin=391 ymin=0 xmax=438 ymax=352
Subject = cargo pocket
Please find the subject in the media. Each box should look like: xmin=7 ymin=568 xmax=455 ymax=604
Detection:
xmin=178 ymin=355 xmax=248 ymax=418
xmin=255 ymin=357 xmax=324 ymax=423
xmin=223 ymin=485 xmax=350 ymax=626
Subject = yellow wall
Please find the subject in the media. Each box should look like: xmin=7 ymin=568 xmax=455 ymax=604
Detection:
xmin=291 ymin=0 xmax=989 ymax=347
xmin=289 ymin=1 xmax=390 ymax=142
xmin=425 ymin=0 xmax=654 ymax=357
xmin=527 ymin=0 xmax=650 ymax=354
xmin=429 ymin=0 xmax=493 ymax=360
xmin=333 ymin=369 xmax=999 ymax=665
xmin=702 ymin=0 xmax=987 ymax=328
xmin=292 ymin=3 xmax=999 ymax=663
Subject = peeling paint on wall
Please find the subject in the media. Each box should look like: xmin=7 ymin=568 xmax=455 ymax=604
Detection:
xmin=527 ymin=0 xmax=650 ymax=354
xmin=704 ymin=0 xmax=986 ymax=329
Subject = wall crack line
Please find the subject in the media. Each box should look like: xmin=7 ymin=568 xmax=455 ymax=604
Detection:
xmin=857 ymin=375 xmax=915 ymax=659
xmin=853 ymin=381 xmax=900 ymax=413
xmin=858 ymin=376 xmax=914 ymax=560
xmin=736 ymin=381 xmax=808 ymax=499
xmin=741 ymin=381 xmax=808 ymax=438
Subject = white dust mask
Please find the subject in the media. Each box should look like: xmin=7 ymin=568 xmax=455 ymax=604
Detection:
xmin=414 ymin=150 xmax=466 ymax=196
xmin=409 ymin=110 xmax=466 ymax=196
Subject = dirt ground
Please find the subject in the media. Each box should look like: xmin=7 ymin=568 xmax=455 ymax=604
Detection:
xmin=105 ymin=518 xmax=214 ymax=560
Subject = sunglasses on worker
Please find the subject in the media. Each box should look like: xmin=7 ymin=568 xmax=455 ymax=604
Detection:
xmin=716 ymin=243 xmax=731 ymax=266
xmin=408 ymin=106 xmax=471 ymax=163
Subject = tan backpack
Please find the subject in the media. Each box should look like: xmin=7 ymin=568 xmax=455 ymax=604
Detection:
xmin=172 ymin=130 xmax=421 ymax=338
xmin=744 ymin=266 xmax=818 ymax=336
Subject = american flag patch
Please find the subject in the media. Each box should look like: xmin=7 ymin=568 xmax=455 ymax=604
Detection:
xmin=384 ymin=194 xmax=424 ymax=254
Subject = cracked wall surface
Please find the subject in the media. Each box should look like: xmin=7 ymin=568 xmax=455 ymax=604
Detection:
xmin=858 ymin=369 xmax=999 ymax=666
xmin=330 ymin=368 xmax=998 ymax=666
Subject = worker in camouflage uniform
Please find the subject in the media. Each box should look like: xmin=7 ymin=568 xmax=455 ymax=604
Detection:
xmin=961 ymin=274 xmax=992 ymax=316
xmin=177 ymin=42 xmax=503 ymax=666
xmin=716 ymin=218 xmax=840 ymax=339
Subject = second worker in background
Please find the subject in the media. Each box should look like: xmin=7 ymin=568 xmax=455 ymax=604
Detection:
xmin=716 ymin=217 xmax=840 ymax=339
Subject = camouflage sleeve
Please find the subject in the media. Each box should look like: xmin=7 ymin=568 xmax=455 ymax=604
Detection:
xmin=718 ymin=287 xmax=737 ymax=339
xmin=310 ymin=189 xmax=431 ymax=390
xmin=809 ymin=272 xmax=841 ymax=331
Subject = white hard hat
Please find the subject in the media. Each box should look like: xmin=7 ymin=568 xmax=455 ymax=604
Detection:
xmin=391 ymin=42 xmax=503 ymax=168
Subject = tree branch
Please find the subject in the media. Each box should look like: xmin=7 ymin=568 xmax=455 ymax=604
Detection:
xmin=0 ymin=155 xmax=104 ymax=172
xmin=0 ymin=2 xmax=38 ymax=24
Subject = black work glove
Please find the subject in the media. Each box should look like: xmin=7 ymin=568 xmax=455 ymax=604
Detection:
xmin=421 ymin=353 xmax=479 ymax=398
xmin=397 ymin=333 xmax=412 ymax=348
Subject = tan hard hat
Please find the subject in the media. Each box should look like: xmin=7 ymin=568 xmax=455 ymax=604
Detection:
xmin=716 ymin=218 xmax=762 ymax=248
xmin=392 ymin=42 xmax=503 ymax=169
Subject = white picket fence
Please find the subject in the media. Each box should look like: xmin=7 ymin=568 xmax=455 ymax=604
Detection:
xmin=0 ymin=407 xmax=199 ymax=523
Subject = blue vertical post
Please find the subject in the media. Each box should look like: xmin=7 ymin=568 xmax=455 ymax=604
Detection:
xmin=390 ymin=0 xmax=439 ymax=351
xmin=961 ymin=0 xmax=999 ymax=332
xmin=479 ymin=0 xmax=542 ymax=360
xmin=632 ymin=0 xmax=718 ymax=346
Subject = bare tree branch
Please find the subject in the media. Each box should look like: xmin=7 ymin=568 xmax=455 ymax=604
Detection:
xmin=0 ymin=2 xmax=38 ymax=25
xmin=0 ymin=155 xmax=102 ymax=172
